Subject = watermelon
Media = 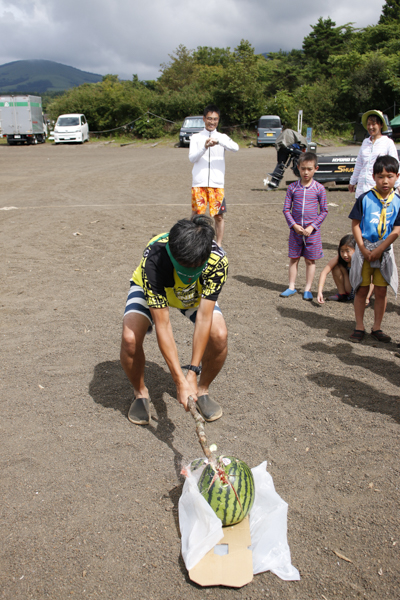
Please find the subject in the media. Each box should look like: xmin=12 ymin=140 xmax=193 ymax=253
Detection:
xmin=198 ymin=456 xmax=255 ymax=526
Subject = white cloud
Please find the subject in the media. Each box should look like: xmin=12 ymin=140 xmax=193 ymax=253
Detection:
xmin=0 ymin=0 xmax=385 ymax=80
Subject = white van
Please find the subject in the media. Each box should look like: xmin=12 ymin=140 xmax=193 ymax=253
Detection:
xmin=53 ymin=113 xmax=89 ymax=144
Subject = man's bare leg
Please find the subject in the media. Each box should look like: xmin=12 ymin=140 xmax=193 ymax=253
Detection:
xmin=190 ymin=312 xmax=227 ymax=421
xmin=197 ymin=313 xmax=227 ymax=396
xmin=120 ymin=312 xmax=151 ymax=423
xmin=213 ymin=214 xmax=225 ymax=247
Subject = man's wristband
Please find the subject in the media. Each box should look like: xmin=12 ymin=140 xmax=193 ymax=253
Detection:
xmin=183 ymin=364 xmax=202 ymax=375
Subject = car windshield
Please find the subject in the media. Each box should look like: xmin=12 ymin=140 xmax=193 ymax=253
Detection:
xmin=183 ymin=118 xmax=204 ymax=128
xmin=259 ymin=118 xmax=281 ymax=128
xmin=57 ymin=117 xmax=80 ymax=126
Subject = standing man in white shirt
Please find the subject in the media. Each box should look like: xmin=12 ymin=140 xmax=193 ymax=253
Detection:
xmin=189 ymin=104 xmax=239 ymax=246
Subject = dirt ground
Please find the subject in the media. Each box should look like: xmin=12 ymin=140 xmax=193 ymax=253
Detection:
xmin=1 ymin=140 xmax=399 ymax=600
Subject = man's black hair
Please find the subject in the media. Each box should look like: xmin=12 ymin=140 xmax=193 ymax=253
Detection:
xmin=298 ymin=152 xmax=318 ymax=167
xmin=373 ymin=154 xmax=399 ymax=175
xmin=203 ymin=104 xmax=220 ymax=117
xmin=168 ymin=216 xmax=215 ymax=267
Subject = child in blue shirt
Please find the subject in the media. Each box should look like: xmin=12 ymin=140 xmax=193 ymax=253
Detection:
xmin=348 ymin=155 xmax=400 ymax=343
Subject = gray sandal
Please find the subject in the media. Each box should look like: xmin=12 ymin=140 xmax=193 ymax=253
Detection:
xmin=196 ymin=395 xmax=222 ymax=422
xmin=128 ymin=397 xmax=150 ymax=425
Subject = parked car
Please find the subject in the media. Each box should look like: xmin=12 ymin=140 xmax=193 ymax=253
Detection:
xmin=179 ymin=115 xmax=204 ymax=147
xmin=353 ymin=112 xmax=392 ymax=142
xmin=256 ymin=115 xmax=282 ymax=147
xmin=53 ymin=114 xmax=89 ymax=144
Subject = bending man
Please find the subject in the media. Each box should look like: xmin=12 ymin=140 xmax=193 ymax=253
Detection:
xmin=120 ymin=216 xmax=228 ymax=425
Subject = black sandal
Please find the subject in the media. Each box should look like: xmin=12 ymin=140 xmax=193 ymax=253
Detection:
xmin=371 ymin=329 xmax=391 ymax=343
xmin=350 ymin=329 xmax=365 ymax=343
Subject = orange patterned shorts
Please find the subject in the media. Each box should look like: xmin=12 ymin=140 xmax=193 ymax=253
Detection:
xmin=191 ymin=187 xmax=226 ymax=218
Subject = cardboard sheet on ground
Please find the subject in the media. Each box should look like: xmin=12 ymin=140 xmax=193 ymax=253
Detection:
xmin=189 ymin=516 xmax=254 ymax=588
xmin=179 ymin=461 xmax=300 ymax=584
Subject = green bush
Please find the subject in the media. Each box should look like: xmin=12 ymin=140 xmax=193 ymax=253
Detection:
xmin=133 ymin=116 xmax=167 ymax=139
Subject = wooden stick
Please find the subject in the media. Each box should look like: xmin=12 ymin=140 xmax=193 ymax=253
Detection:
xmin=187 ymin=396 xmax=216 ymax=467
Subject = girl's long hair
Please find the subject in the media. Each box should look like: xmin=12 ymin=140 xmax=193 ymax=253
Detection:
xmin=338 ymin=234 xmax=356 ymax=268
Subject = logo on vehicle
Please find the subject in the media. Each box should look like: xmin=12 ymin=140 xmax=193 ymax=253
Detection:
xmin=332 ymin=157 xmax=357 ymax=163
xmin=335 ymin=166 xmax=355 ymax=173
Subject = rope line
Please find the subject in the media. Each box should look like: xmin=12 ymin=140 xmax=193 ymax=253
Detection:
xmin=1 ymin=202 xmax=282 ymax=211
xmin=89 ymin=110 xmax=259 ymax=134
xmin=89 ymin=112 xmax=153 ymax=134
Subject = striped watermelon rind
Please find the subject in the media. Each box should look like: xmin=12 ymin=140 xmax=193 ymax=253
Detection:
xmin=198 ymin=456 xmax=255 ymax=526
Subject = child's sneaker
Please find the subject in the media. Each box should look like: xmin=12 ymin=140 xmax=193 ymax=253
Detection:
xmin=303 ymin=291 xmax=313 ymax=301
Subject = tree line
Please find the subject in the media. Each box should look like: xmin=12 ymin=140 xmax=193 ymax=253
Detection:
xmin=47 ymin=0 xmax=400 ymax=138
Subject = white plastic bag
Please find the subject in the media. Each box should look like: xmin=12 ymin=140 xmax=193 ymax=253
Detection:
xmin=178 ymin=460 xmax=300 ymax=580
xmin=179 ymin=463 xmax=223 ymax=571
xmin=250 ymin=462 xmax=300 ymax=580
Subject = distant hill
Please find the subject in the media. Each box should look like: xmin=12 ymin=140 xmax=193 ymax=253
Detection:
xmin=0 ymin=59 xmax=103 ymax=93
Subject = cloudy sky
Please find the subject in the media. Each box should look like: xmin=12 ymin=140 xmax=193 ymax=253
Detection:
xmin=0 ymin=0 xmax=385 ymax=80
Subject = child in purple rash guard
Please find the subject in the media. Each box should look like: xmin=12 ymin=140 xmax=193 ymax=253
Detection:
xmin=280 ymin=152 xmax=328 ymax=301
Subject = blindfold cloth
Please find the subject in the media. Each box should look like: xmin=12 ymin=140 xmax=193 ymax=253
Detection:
xmin=166 ymin=242 xmax=208 ymax=284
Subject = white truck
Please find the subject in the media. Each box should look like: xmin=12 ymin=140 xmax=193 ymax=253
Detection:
xmin=0 ymin=95 xmax=47 ymax=145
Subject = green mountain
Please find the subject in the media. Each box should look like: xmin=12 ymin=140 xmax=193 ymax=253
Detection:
xmin=0 ymin=59 xmax=103 ymax=93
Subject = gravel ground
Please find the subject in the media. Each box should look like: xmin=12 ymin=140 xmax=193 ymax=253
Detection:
xmin=1 ymin=140 xmax=399 ymax=600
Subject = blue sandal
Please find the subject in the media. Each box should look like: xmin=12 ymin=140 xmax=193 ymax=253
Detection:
xmin=280 ymin=288 xmax=297 ymax=297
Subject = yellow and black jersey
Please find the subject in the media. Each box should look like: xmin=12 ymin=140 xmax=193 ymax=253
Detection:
xmin=131 ymin=233 xmax=228 ymax=310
